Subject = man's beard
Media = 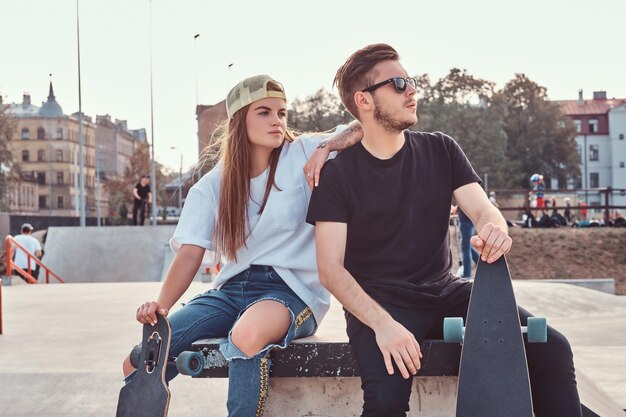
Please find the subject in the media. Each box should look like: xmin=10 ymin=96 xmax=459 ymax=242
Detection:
xmin=373 ymin=96 xmax=416 ymax=133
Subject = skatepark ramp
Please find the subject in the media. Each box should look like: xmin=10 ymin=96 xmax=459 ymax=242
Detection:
xmin=41 ymin=226 xmax=180 ymax=283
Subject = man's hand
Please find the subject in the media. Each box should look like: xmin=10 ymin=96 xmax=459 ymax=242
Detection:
xmin=303 ymin=146 xmax=330 ymax=190
xmin=136 ymin=301 xmax=169 ymax=326
xmin=373 ymin=318 xmax=423 ymax=379
xmin=470 ymin=222 xmax=512 ymax=263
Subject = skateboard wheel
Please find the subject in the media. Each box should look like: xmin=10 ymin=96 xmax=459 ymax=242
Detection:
xmin=176 ymin=351 xmax=204 ymax=377
xmin=129 ymin=345 xmax=141 ymax=369
xmin=443 ymin=317 xmax=465 ymax=343
xmin=527 ymin=317 xmax=547 ymax=343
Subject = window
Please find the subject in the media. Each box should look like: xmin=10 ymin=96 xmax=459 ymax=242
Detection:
xmin=57 ymin=172 xmax=63 ymax=184
xmin=590 ymin=172 xmax=599 ymax=188
xmin=589 ymin=119 xmax=598 ymax=133
xmin=37 ymin=149 xmax=45 ymax=162
xmin=620 ymin=134 xmax=624 ymax=140
xmin=620 ymin=162 xmax=625 ymax=168
xmin=22 ymin=128 xmax=30 ymax=140
xmin=56 ymin=128 xmax=63 ymax=139
xmin=57 ymin=196 xmax=64 ymax=208
xmin=589 ymin=145 xmax=599 ymax=161
xmin=56 ymin=150 xmax=63 ymax=162
xmin=574 ymin=120 xmax=582 ymax=133
xmin=37 ymin=172 xmax=46 ymax=185
xmin=576 ymin=144 xmax=583 ymax=164
xmin=37 ymin=127 xmax=45 ymax=140
xmin=22 ymin=150 xmax=29 ymax=162
xmin=39 ymin=196 xmax=47 ymax=209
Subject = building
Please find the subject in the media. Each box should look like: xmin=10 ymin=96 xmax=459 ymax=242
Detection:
xmin=94 ymin=114 xmax=146 ymax=181
xmin=6 ymin=173 xmax=39 ymax=214
xmin=556 ymin=90 xmax=626 ymax=209
xmin=196 ymin=101 xmax=227 ymax=174
xmin=4 ymin=82 xmax=146 ymax=219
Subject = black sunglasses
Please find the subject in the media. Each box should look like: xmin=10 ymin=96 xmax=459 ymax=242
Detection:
xmin=361 ymin=77 xmax=417 ymax=93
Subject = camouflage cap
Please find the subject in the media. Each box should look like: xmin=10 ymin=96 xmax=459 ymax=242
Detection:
xmin=226 ymin=75 xmax=287 ymax=119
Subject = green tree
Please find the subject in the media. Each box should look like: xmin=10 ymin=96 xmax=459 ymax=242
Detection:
xmin=414 ymin=69 xmax=511 ymax=187
xmin=496 ymin=74 xmax=580 ymax=188
xmin=288 ymin=88 xmax=353 ymax=132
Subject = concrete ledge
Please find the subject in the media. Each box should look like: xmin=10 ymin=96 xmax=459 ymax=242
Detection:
xmin=526 ymin=278 xmax=615 ymax=294
xmin=190 ymin=338 xmax=461 ymax=378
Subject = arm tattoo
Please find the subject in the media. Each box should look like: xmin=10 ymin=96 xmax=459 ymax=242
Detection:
xmin=317 ymin=121 xmax=363 ymax=151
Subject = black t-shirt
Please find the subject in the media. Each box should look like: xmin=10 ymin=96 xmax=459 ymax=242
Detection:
xmin=306 ymin=130 xmax=481 ymax=310
xmin=135 ymin=183 xmax=151 ymax=200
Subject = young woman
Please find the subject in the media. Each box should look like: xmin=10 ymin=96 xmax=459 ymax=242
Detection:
xmin=122 ymin=74 xmax=362 ymax=416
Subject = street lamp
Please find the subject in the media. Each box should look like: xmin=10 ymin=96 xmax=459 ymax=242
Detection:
xmin=148 ymin=0 xmax=157 ymax=225
xmin=170 ymin=146 xmax=183 ymax=212
xmin=76 ymin=0 xmax=86 ymax=226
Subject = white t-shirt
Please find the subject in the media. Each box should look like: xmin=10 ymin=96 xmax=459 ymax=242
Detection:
xmin=171 ymin=132 xmax=340 ymax=324
xmin=13 ymin=234 xmax=42 ymax=270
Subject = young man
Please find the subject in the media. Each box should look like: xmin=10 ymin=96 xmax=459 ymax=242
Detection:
xmin=306 ymin=44 xmax=581 ymax=417
xmin=13 ymin=223 xmax=43 ymax=282
xmin=132 ymin=175 xmax=152 ymax=226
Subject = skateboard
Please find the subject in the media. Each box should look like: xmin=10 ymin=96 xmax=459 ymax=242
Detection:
xmin=443 ymin=257 xmax=547 ymax=417
xmin=116 ymin=314 xmax=172 ymax=417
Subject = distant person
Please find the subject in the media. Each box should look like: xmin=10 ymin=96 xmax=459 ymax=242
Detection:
xmin=563 ymin=197 xmax=572 ymax=224
xmin=12 ymin=223 xmax=42 ymax=282
xmin=488 ymin=191 xmax=499 ymax=208
xmin=529 ymin=173 xmax=545 ymax=217
xmin=132 ymin=175 xmax=152 ymax=226
xmin=579 ymin=200 xmax=588 ymax=221
xmin=457 ymin=208 xmax=480 ymax=279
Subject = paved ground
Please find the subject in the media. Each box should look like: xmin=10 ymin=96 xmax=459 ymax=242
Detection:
xmin=0 ymin=279 xmax=624 ymax=416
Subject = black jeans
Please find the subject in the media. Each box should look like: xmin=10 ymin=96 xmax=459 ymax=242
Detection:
xmin=132 ymin=198 xmax=147 ymax=226
xmin=346 ymin=298 xmax=582 ymax=417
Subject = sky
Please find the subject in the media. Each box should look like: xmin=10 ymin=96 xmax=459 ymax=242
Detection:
xmin=2 ymin=0 xmax=625 ymax=173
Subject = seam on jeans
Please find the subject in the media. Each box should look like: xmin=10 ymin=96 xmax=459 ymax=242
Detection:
xmin=294 ymin=306 xmax=312 ymax=332
xmin=255 ymin=357 xmax=269 ymax=417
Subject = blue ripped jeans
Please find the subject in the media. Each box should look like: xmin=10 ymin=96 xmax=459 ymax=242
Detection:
xmin=132 ymin=265 xmax=317 ymax=417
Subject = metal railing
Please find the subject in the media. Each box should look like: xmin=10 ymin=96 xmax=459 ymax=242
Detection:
xmin=1 ymin=235 xmax=64 ymax=335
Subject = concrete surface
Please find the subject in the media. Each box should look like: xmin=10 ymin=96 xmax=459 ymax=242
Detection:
xmin=525 ymin=278 xmax=616 ymax=294
xmin=39 ymin=225 xmax=213 ymax=283
xmin=0 ymin=280 xmax=625 ymax=416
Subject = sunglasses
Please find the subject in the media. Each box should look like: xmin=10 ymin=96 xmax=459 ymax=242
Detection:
xmin=361 ymin=77 xmax=417 ymax=94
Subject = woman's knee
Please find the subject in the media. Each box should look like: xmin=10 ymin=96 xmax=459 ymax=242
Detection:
xmin=230 ymin=301 xmax=291 ymax=357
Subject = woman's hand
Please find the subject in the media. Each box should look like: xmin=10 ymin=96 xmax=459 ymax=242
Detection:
xmin=303 ymin=146 xmax=330 ymax=190
xmin=136 ymin=301 xmax=169 ymax=326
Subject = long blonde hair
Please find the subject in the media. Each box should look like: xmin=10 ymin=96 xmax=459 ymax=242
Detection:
xmin=200 ymin=81 xmax=295 ymax=261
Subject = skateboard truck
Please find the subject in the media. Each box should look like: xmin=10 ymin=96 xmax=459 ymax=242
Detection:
xmin=145 ymin=331 xmax=162 ymax=373
xmin=443 ymin=316 xmax=548 ymax=344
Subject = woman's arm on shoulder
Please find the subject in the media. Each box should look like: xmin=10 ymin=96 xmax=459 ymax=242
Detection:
xmin=303 ymin=120 xmax=362 ymax=189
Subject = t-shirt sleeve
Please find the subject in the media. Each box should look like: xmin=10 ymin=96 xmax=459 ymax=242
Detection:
xmin=169 ymin=186 xmax=218 ymax=254
xmin=438 ymin=132 xmax=482 ymax=191
xmin=306 ymin=160 xmax=350 ymax=225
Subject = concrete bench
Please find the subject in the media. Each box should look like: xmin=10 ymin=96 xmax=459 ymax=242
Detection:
xmin=179 ymin=298 xmax=461 ymax=416
xmin=189 ymin=336 xmax=460 ymax=417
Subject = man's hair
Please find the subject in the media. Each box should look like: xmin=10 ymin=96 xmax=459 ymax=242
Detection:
xmin=333 ymin=43 xmax=400 ymax=120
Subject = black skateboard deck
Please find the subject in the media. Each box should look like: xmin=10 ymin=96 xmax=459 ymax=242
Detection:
xmin=444 ymin=257 xmax=546 ymax=417
xmin=116 ymin=314 xmax=171 ymax=417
